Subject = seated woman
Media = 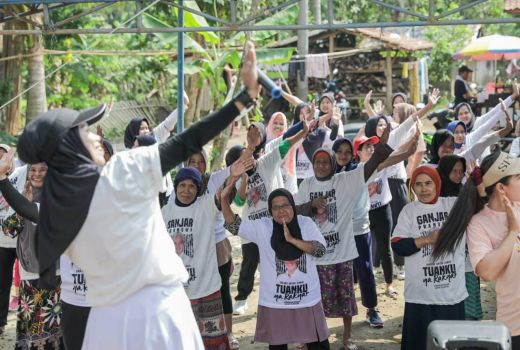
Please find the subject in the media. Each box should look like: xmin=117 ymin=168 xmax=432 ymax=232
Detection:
xmin=221 ymin=186 xmax=329 ymax=350
xmin=391 ymin=166 xmax=467 ymax=350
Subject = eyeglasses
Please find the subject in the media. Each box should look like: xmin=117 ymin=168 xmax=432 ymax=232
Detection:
xmin=271 ymin=203 xmax=292 ymax=212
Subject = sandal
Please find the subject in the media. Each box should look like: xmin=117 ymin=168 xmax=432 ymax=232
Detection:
xmin=385 ymin=287 xmax=398 ymax=299
xmin=343 ymin=338 xmax=359 ymax=350
xmin=228 ymin=333 xmax=239 ymax=350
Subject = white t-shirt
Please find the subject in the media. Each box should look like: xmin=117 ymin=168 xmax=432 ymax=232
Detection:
xmin=0 ymin=165 xmax=28 ymax=249
xmin=162 ymin=194 xmax=221 ymax=299
xmin=296 ymin=146 xmax=314 ymax=180
xmin=295 ymin=164 xmax=366 ymax=264
xmin=203 ymin=167 xmax=230 ymax=244
xmin=239 ymin=216 xmax=325 ymax=309
xmin=265 ymin=137 xmax=300 ymax=194
xmin=352 ymin=169 xmax=377 ymax=236
xmin=393 ymin=197 xmax=468 ymax=305
xmin=368 ymin=169 xmax=392 ymax=210
xmin=242 ymin=148 xmax=283 ymax=221
xmin=60 ymin=255 xmax=89 ymax=307
xmin=66 ymin=145 xmax=188 ymax=307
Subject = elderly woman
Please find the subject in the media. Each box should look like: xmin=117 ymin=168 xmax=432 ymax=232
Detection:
xmin=222 ymin=185 xmax=329 ymax=350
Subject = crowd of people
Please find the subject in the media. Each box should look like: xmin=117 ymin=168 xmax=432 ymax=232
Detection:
xmin=0 ymin=41 xmax=519 ymax=350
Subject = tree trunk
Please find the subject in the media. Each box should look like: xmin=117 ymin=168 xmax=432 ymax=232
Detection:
xmin=26 ymin=13 xmax=47 ymax=122
xmin=1 ymin=17 xmax=26 ymax=135
xmin=311 ymin=0 xmax=321 ymax=23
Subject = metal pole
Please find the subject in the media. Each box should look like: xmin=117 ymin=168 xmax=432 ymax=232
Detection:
xmin=177 ymin=0 xmax=184 ymax=135
xmin=312 ymin=0 xmax=321 ymax=24
xmin=296 ymin=0 xmax=308 ymax=100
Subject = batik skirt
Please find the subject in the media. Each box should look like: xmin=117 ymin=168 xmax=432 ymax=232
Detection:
xmin=317 ymin=260 xmax=358 ymax=318
xmin=191 ymin=290 xmax=230 ymax=350
xmin=16 ymin=279 xmax=64 ymax=350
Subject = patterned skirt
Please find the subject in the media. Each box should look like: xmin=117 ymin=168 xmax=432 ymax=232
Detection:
xmin=317 ymin=260 xmax=358 ymax=318
xmin=464 ymin=272 xmax=483 ymax=320
xmin=190 ymin=290 xmax=230 ymax=350
xmin=16 ymin=279 xmax=64 ymax=350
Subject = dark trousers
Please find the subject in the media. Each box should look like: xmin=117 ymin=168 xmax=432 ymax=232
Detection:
xmin=353 ymin=232 xmax=377 ymax=309
xmin=513 ymin=335 xmax=520 ymax=350
xmin=269 ymin=340 xmax=330 ymax=350
xmin=218 ymin=258 xmax=233 ymax=314
xmin=235 ymin=242 xmax=259 ymax=301
xmin=0 ymin=247 xmax=16 ymax=327
xmin=401 ymin=301 xmax=464 ymax=350
xmin=369 ymin=204 xmax=393 ymax=284
xmin=61 ymin=301 xmax=91 ymax=350
xmin=388 ymin=178 xmax=408 ymax=267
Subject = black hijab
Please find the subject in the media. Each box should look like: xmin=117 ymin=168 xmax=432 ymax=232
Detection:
xmin=365 ymin=115 xmax=389 ymax=138
xmin=429 ymin=129 xmax=454 ymax=165
xmin=312 ymin=147 xmax=337 ymax=181
xmin=437 ymin=155 xmax=466 ymax=197
xmin=17 ymin=105 xmax=106 ymax=289
xmin=332 ymin=137 xmax=356 ymax=173
xmin=225 ymin=145 xmax=245 ymax=167
xmin=124 ymin=117 xmax=149 ymax=149
xmin=268 ymin=188 xmax=303 ymax=261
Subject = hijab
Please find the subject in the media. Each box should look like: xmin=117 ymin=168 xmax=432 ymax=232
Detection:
xmin=174 ymin=167 xmax=202 ymax=207
xmin=318 ymin=92 xmax=334 ymax=117
xmin=446 ymin=120 xmax=466 ymax=150
xmin=268 ymin=188 xmax=303 ymax=261
xmin=365 ymin=115 xmax=389 ymax=138
xmin=393 ymin=103 xmax=416 ymax=124
xmin=124 ymin=117 xmax=149 ymax=149
xmin=249 ymin=122 xmax=266 ymax=160
xmin=266 ymin=112 xmax=288 ymax=142
xmin=102 ymin=139 xmax=114 ymax=158
xmin=454 ymin=102 xmax=475 ymax=132
xmin=332 ymin=137 xmax=356 ymax=173
xmin=225 ymin=145 xmax=245 ymax=167
xmin=429 ymin=129 xmax=454 ymax=165
xmin=391 ymin=92 xmax=408 ymax=106
xmin=437 ymin=155 xmax=466 ymax=197
xmin=312 ymin=148 xmax=336 ymax=181
xmin=188 ymin=150 xmax=210 ymax=195
xmin=411 ymin=165 xmax=442 ymax=204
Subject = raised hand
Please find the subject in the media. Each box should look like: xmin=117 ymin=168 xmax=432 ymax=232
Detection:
xmin=364 ymin=90 xmax=373 ymax=106
xmin=0 ymin=148 xmax=15 ymax=180
xmin=220 ymin=176 xmax=238 ymax=202
xmin=428 ymin=88 xmax=440 ymax=106
xmin=331 ymin=106 xmax=342 ymax=126
xmin=503 ymin=194 xmax=520 ymax=234
xmin=282 ymin=219 xmax=294 ymax=243
xmin=240 ymin=42 xmax=261 ymax=100
xmin=230 ymin=157 xmax=255 ymax=177
xmin=311 ymin=196 xmax=327 ymax=210
xmin=373 ymin=100 xmax=384 ymax=115
xmin=512 ymin=78 xmax=519 ymax=100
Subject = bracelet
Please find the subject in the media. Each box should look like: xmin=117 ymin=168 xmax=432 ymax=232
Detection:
xmin=233 ymin=89 xmax=256 ymax=109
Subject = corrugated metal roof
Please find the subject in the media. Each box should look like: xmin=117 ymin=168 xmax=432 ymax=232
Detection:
xmin=268 ymin=27 xmax=433 ymax=52
xmin=505 ymin=0 xmax=520 ymax=12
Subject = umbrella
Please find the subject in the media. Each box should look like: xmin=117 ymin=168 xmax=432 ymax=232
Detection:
xmin=453 ymin=34 xmax=520 ymax=61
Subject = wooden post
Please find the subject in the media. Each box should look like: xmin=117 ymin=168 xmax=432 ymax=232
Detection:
xmin=328 ymin=31 xmax=334 ymax=79
xmin=385 ymin=48 xmax=393 ymax=110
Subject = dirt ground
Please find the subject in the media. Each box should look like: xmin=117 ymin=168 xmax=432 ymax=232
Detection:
xmin=0 ymin=234 xmax=498 ymax=349
xmin=0 ymin=123 xmax=498 ymax=349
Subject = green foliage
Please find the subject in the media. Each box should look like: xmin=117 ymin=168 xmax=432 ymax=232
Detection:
xmin=0 ymin=130 xmax=18 ymax=145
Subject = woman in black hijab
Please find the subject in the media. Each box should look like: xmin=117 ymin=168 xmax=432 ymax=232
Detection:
xmin=15 ymin=42 xmax=261 ymax=350
xmin=437 ymin=155 xmax=466 ymax=197
xmin=220 ymin=186 xmax=330 ymax=350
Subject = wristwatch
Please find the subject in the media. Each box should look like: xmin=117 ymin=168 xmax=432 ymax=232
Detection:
xmin=233 ymin=89 xmax=256 ymax=109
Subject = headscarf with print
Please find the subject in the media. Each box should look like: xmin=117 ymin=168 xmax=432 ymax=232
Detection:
xmin=411 ymin=165 xmax=442 ymax=204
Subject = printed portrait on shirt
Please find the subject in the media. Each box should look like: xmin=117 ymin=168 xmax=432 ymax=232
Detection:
xmin=368 ymin=178 xmax=383 ymax=197
xmin=247 ymin=185 xmax=267 ymax=208
xmin=172 ymin=233 xmax=194 ymax=258
xmin=313 ymin=203 xmax=337 ymax=228
xmin=275 ymin=255 xmax=307 ymax=278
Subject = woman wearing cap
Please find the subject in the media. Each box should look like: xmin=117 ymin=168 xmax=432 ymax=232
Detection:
xmin=186 ymin=150 xmax=253 ymax=349
xmin=432 ymin=151 xmax=520 ymax=349
xmin=14 ymin=42 xmax=261 ymax=349
xmin=161 ymin=164 xmax=250 ymax=350
xmin=221 ymin=185 xmax=329 ymax=350
xmin=392 ymin=166 xmax=467 ymax=350
xmin=229 ymin=120 xmax=309 ymax=316
xmin=0 ymin=157 xmax=66 ymax=350
xmin=295 ymin=125 xmax=393 ymax=350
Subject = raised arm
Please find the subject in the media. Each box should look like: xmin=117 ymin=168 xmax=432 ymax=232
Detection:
xmin=282 ymin=91 xmax=305 ymax=107
xmin=364 ymin=90 xmax=378 ymax=117
xmin=364 ymin=125 xmax=394 ymax=181
xmin=378 ymin=126 xmax=420 ymax=171
xmin=473 ymin=80 xmax=518 ymax=131
xmin=159 ymin=42 xmax=261 ymax=175
xmin=0 ymin=149 xmax=38 ymax=222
